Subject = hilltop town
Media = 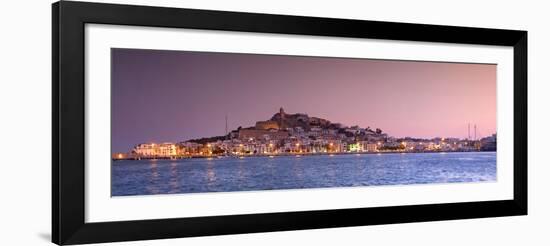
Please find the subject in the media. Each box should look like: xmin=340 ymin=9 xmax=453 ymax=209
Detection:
xmin=113 ymin=107 xmax=497 ymax=160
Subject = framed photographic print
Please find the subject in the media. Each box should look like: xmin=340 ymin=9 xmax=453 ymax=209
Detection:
xmin=52 ymin=1 xmax=527 ymax=245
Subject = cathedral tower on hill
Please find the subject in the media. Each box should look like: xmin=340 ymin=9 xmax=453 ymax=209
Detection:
xmin=279 ymin=107 xmax=285 ymax=128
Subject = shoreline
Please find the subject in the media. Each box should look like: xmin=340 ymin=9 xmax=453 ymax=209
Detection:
xmin=113 ymin=150 xmax=496 ymax=161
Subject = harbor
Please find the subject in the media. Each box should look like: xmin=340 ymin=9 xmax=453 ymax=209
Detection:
xmin=113 ymin=108 xmax=497 ymax=161
xmin=112 ymin=151 xmax=497 ymax=196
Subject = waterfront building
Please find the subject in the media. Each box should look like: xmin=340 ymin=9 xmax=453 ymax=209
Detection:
xmin=348 ymin=143 xmax=361 ymax=152
xmin=158 ymin=143 xmax=177 ymax=156
xmin=427 ymin=142 xmax=440 ymax=151
xmin=133 ymin=143 xmax=157 ymax=156
xmin=178 ymin=142 xmax=203 ymax=155
xmin=480 ymin=134 xmax=497 ymax=151
xmin=133 ymin=143 xmax=177 ymax=157
xmin=365 ymin=143 xmax=378 ymax=152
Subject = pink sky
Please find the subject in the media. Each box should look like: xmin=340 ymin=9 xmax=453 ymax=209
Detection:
xmin=112 ymin=49 xmax=496 ymax=152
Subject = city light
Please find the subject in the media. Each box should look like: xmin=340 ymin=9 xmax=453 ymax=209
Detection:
xmin=122 ymin=109 xmax=494 ymax=160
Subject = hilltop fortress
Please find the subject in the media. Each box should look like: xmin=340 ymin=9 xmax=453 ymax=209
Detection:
xmin=258 ymin=107 xmax=332 ymax=131
xmin=238 ymin=107 xmax=341 ymax=141
xmin=115 ymin=107 xmax=496 ymax=160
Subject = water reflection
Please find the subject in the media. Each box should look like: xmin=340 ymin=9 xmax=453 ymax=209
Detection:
xmin=292 ymin=158 xmax=304 ymax=187
xmin=236 ymin=158 xmax=247 ymax=190
xmin=206 ymin=160 xmax=217 ymax=190
xmin=146 ymin=161 xmax=160 ymax=194
xmin=112 ymin=152 xmax=497 ymax=196
xmin=325 ymin=159 xmax=337 ymax=184
xmin=169 ymin=162 xmax=180 ymax=193
xmin=265 ymin=157 xmax=275 ymax=189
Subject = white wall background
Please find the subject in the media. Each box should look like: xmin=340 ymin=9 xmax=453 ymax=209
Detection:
xmin=0 ymin=0 xmax=548 ymax=245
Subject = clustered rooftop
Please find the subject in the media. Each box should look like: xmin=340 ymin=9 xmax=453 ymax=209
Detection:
xmin=113 ymin=108 xmax=497 ymax=160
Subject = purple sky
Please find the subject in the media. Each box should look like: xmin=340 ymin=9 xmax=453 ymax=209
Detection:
xmin=112 ymin=48 xmax=496 ymax=153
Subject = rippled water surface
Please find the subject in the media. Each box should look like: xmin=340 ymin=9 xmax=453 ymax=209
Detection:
xmin=112 ymin=152 xmax=496 ymax=196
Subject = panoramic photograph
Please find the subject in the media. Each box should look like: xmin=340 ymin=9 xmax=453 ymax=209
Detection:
xmin=111 ymin=48 xmax=497 ymax=196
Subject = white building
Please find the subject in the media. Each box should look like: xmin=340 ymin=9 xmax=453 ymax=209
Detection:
xmin=133 ymin=143 xmax=156 ymax=156
xmin=133 ymin=143 xmax=177 ymax=157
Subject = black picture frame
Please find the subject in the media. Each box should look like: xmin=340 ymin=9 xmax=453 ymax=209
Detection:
xmin=52 ymin=1 xmax=527 ymax=245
